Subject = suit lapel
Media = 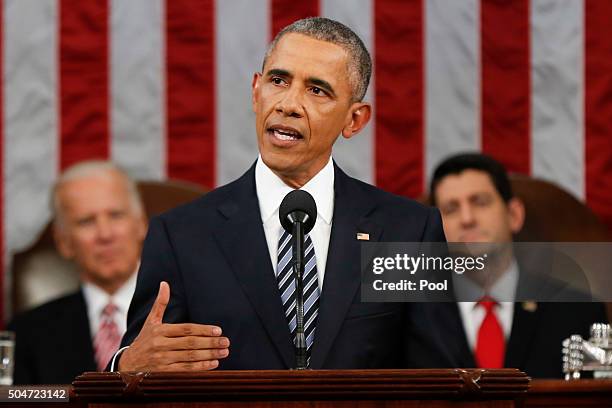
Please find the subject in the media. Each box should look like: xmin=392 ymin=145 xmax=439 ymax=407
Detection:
xmin=213 ymin=165 xmax=295 ymax=368
xmin=309 ymin=165 xmax=382 ymax=368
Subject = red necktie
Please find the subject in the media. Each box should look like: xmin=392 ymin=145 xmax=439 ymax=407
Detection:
xmin=93 ymin=303 xmax=121 ymax=371
xmin=474 ymin=297 xmax=505 ymax=368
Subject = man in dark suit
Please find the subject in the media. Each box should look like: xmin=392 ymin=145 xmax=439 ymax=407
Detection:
xmin=405 ymin=153 xmax=608 ymax=378
xmin=115 ymin=17 xmax=446 ymax=372
xmin=9 ymin=161 xmax=148 ymax=384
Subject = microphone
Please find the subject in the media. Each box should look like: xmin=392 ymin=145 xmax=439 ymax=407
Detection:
xmin=279 ymin=190 xmax=317 ymax=370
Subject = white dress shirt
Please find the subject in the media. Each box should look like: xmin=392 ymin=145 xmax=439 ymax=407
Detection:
xmin=256 ymin=155 xmax=334 ymax=289
xmin=82 ymin=271 xmax=137 ymax=340
xmin=455 ymin=259 xmax=519 ymax=350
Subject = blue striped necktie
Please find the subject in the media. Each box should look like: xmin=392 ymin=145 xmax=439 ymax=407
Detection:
xmin=276 ymin=228 xmax=320 ymax=361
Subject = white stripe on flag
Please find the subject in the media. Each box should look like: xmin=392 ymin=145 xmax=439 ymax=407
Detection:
xmin=4 ymin=0 xmax=58 ymax=253
xmin=425 ymin=0 xmax=480 ymax=183
xmin=111 ymin=0 xmax=165 ymax=180
xmin=321 ymin=0 xmax=374 ymax=184
xmin=530 ymin=0 xmax=584 ymax=200
xmin=216 ymin=0 xmax=268 ymax=187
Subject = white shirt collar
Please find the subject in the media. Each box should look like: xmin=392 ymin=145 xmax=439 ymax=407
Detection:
xmin=255 ymin=155 xmax=334 ymax=226
xmin=82 ymin=270 xmax=137 ymax=323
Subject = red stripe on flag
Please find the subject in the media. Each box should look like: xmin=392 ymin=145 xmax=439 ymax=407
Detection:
xmin=166 ymin=0 xmax=216 ymax=189
xmin=375 ymin=0 xmax=424 ymax=198
xmin=271 ymin=0 xmax=319 ymax=39
xmin=0 ymin=3 xmax=4 ymax=326
xmin=585 ymin=0 xmax=612 ymax=231
xmin=59 ymin=0 xmax=109 ymax=170
xmin=480 ymin=0 xmax=530 ymax=175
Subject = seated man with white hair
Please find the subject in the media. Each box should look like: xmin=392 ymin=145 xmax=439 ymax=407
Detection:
xmin=9 ymin=161 xmax=148 ymax=384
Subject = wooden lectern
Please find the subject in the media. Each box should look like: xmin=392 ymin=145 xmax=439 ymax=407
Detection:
xmin=72 ymin=369 xmax=529 ymax=407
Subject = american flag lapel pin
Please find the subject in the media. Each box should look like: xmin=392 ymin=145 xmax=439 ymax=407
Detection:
xmin=357 ymin=232 xmax=370 ymax=241
xmin=522 ymin=301 xmax=538 ymax=313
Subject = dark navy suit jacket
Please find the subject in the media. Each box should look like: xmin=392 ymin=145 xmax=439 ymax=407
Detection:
xmin=119 ymin=162 xmax=446 ymax=369
xmin=9 ymin=290 xmax=97 ymax=384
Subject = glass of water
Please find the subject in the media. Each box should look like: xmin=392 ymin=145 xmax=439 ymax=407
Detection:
xmin=0 ymin=331 xmax=15 ymax=386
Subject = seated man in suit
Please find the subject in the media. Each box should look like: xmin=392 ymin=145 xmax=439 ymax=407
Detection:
xmin=114 ymin=17 xmax=445 ymax=372
xmin=406 ymin=153 xmax=608 ymax=378
xmin=9 ymin=161 xmax=148 ymax=384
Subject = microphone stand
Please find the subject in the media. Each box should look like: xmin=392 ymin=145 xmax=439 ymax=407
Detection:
xmin=291 ymin=217 xmax=308 ymax=369
xmin=280 ymin=190 xmax=316 ymax=371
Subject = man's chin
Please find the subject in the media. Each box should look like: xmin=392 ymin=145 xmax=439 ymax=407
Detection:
xmin=456 ymin=232 xmax=490 ymax=243
xmin=449 ymin=241 xmax=496 ymax=258
xmin=86 ymin=265 xmax=132 ymax=282
xmin=260 ymin=153 xmax=300 ymax=176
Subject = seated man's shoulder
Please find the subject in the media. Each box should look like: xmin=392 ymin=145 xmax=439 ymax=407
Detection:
xmin=8 ymin=291 xmax=82 ymax=330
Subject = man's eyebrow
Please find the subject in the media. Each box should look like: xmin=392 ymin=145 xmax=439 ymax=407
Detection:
xmin=308 ymin=77 xmax=336 ymax=97
xmin=265 ymin=69 xmax=336 ymax=97
xmin=266 ymin=68 xmax=291 ymax=78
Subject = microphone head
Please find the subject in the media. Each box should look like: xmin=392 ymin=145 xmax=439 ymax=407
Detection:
xmin=279 ymin=190 xmax=317 ymax=234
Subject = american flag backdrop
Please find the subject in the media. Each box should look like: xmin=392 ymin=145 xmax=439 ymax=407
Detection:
xmin=1 ymin=0 xmax=612 ymax=321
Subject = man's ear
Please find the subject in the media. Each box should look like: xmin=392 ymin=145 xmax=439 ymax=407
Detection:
xmin=341 ymin=103 xmax=372 ymax=139
xmin=507 ymin=197 xmax=526 ymax=234
xmin=53 ymin=223 xmax=74 ymax=260
xmin=251 ymin=72 xmax=262 ymax=112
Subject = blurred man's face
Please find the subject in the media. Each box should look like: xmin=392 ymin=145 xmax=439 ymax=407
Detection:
xmin=54 ymin=170 xmax=147 ymax=292
xmin=434 ymin=169 xmax=524 ymax=244
xmin=252 ymin=33 xmax=370 ymax=187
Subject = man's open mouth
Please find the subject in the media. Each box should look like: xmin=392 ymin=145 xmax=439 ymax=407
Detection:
xmin=267 ymin=125 xmax=303 ymax=141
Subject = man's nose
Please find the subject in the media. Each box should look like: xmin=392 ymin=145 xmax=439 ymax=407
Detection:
xmin=459 ymin=205 xmax=476 ymax=226
xmin=275 ymin=86 xmax=304 ymax=118
xmin=95 ymin=218 xmax=114 ymax=241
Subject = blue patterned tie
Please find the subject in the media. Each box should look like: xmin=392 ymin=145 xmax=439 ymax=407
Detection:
xmin=276 ymin=229 xmax=320 ymax=361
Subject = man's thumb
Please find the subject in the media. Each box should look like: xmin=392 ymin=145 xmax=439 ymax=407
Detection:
xmin=144 ymin=281 xmax=170 ymax=326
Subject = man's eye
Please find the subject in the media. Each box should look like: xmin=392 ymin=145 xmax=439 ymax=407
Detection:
xmin=77 ymin=218 xmax=94 ymax=226
xmin=441 ymin=204 xmax=457 ymax=215
xmin=473 ymin=196 xmax=491 ymax=206
xmin=442 ymin=208 xmax=455 ymax=215
xmin=271 ymin=77 xmax=285 ymax=85
xmin=310 ymin=87 xmax=325 ymax=96
xmin=110 ymin=210 xmax=126 ymax=219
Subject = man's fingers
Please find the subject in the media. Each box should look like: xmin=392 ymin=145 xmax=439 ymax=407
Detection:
xmin=155 ymin=335 xmax=230 ymax=351
xmin=162 ymin=359 xmax=219 ymax=372
xmin=155 ymin=348 xmax=229 ymax=365
xmin=160 ymin=323 xmax=223 ymax=338
xmin=144 ymin=281 xmax=170 ymax=327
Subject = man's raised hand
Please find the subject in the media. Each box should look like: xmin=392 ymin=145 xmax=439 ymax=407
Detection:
xmin=118 ymin=281 xmax=230 ymax=371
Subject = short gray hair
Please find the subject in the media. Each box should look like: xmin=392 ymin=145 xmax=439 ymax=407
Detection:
xmin=52 ymin=160 xmax=144 ymax=228
xmin=262 ymin=17 xmax=372 ymax=102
